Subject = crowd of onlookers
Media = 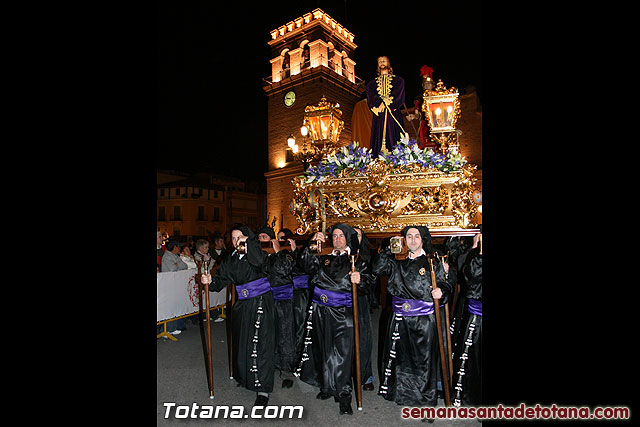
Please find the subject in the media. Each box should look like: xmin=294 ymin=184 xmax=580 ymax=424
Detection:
xmin=157 ymin=231 xmax=229 ymax=335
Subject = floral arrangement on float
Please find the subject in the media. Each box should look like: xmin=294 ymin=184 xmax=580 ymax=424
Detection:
xmin=302 ymin=135 xmax=467 ymax=184
xmin=290 ymin=132 xmax=479 ymax=234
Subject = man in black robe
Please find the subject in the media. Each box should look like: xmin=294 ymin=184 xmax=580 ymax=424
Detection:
xmin=373 ymin=226 xmax=451 ymax=411
xmin=295 ymin=223 xmax=374 ymax=415
xmin=366 ymin=56 xmax=406 ymax=158
xmin=451 ymin=229 xmax=482 ymax=407
xmin=257 ymin=226 xmax=298 ymax=389
xmin=278 ymin=228 xmax=312 ymax=361
xmin=200 ymin=224 xmax=275 ymax=407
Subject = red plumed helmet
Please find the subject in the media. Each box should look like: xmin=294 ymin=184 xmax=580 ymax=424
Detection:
xmin=419 ymin=65 xmax=434 ymax=78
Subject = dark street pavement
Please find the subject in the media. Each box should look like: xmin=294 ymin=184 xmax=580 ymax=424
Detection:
xmin=157 ymin=308 xmax=476 ymax=426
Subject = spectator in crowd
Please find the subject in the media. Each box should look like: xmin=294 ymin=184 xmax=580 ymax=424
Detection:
xmin=180 ymin=244 xmax=197 ymax=269
xmin=194 ymin=239 xmax=223 ymax=323
xmin=161 ymin=239 xmax=189 ymax=335
xmin=210 ymin=232 xmax=229 ymax=265
xmin=157 ymin=231 xmax=166 ymax=272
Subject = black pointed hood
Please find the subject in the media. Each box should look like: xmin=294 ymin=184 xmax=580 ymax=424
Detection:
xmin=329 ymin=223 xmax=360 ymax=253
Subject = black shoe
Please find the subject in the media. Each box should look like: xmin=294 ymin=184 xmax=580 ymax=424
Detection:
xmin=339 ymin=396 xmax=353 ymax=415
xmin=363 ymin=383 xmax=374 ymax=391
xmin=254 ymin=395 xmax=269 ymax=406
xmin=282 ymin=379 xmax=293 ymax=388
xmin=316 ymin=391 xmax=332 ymax=400
xmin=421 ymin=418 xmax=435 ymax=423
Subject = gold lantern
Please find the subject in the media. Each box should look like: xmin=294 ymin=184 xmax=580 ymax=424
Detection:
xmin=286 ymin=95 xmax=345 ymax=170
xmin=302 ymin=95 xmax=344 ymax=159
xmin=423 ymin=80 xmax=461 ymax=154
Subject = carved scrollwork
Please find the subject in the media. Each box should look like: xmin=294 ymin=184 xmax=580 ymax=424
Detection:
xmin=401 ymin=185 xmax=449 ymax=215
xmin=291 ymin=161 xmax=479 ymax=233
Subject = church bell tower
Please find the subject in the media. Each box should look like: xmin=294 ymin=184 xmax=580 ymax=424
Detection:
xmin=263 ymin=9 xmax=365 ymax=233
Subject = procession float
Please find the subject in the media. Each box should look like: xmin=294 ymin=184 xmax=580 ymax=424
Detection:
xmin=288 ymin=79 xmax=481 ymax=238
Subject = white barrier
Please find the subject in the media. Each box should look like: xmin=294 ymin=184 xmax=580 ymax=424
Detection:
xmin=157 ymin=269 xmax=229 ymax=322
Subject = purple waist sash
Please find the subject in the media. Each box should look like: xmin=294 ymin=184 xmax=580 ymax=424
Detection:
xmin=272 ymin=284 xmax=294 ymax=301
xmin=293 ymin=274 xmax=310 ymax=289
xmin=312 ymin=286 xmax=352 ymax=308
xmin=236 ymin=277 xmax=271 ymax=300
xmin=391 ymin=295 xmax=434 ymax=316
xmin=468 ymin=298 xmax=482 ymax=316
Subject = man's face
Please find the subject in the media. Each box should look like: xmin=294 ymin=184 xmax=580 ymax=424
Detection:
xmin=157 ymin=232 xmax=163 ymax=246
xmin=231 ymin=230 xmax=246 ymax=249
xmin=214 ymin=238 xmax=224 ymax=249
xmin=198 ymin=242 xmax=209 ymax=254
xmin=277 ymin=231 xmax=285 ymax=240
xmin=377 ymin=56 xmax=390 ymax=70
xmin=257 ymin=233 xmax=272 ymax=242
xmin=405 ymin=228 xmax=423 ymax=253
xmin=332 ymin=229 xmax=347 ymax=251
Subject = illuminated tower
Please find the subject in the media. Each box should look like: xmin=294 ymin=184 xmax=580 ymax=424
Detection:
xmin=263 ymin=9 xmax=364 ymax=232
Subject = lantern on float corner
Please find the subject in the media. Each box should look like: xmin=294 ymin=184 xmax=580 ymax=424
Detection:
xmin=422 ymin=80 xmax=461 ymax=154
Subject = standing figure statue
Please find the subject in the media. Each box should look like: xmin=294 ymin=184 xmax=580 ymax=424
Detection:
xmin=366 ymin=56 xmax=406 ymax=158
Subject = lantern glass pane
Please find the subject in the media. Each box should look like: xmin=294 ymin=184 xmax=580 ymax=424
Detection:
xmin=308 ymin=117 xmax=320 ymax=140
xmin=320 ymin=116 xmax=330 ymax=139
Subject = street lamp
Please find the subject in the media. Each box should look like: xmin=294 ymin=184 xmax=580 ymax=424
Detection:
xmin=287 ymin=127 xmax=317 ymax=170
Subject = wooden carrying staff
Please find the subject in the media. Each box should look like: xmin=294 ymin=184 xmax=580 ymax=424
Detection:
xmin=197 ymin=258 xmax=215 ymax=399
xmin=436 ymin=253 xmax=454 ymax=385
xmin=350 ymin=252 xmax=363 ymax=411
xmin=227 ymin=283 xmax=236 ymax=380
xmin=427 ymin=255 xmax=451 ymax=407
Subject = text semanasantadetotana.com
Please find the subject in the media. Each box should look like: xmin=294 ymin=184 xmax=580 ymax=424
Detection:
xmin=401 ymin=403 xmax=630 ymax=420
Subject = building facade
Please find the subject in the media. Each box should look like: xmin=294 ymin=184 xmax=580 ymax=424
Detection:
xmin=157 ymin=171 xmax=266 ymax=241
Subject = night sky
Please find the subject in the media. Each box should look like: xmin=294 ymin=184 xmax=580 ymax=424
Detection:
xmin=156 ymin=0 xmax=481 ymax=181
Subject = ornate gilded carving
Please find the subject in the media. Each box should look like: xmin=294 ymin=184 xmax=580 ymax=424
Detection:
xmin=291 ymin=158 xmax=479 ymax=234
xmin=401 ymin=185 xmax=449 ymax=215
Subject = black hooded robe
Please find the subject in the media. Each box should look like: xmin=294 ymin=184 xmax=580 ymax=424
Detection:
xmin=209 ymin=227 xmax=276 ymax=394
xmin=266 ymin=248 xmax=298 ymax=375
xmin=372 ymin=227 xmax=451 ymax=406
xmin=354 ymin=229 xmax=374 ymax=386
xmin=451 ymin=248 xmax=482 ymax=406
xmin=292 ymin=260 xmax=311 ymax=360
xmin=275 ymin=229 xmax=312 ymax=358
xmin=295 ymin=225 xmax=373 ymax=400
